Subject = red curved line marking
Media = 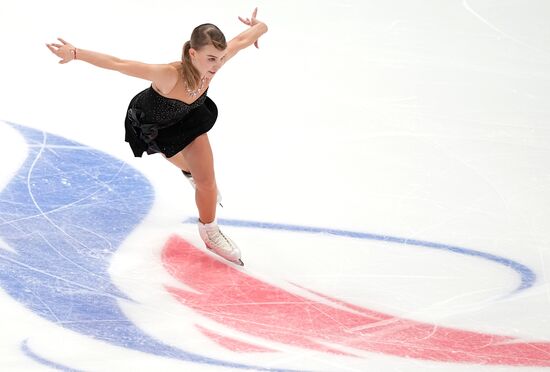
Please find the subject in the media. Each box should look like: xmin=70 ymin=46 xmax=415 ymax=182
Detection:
xmin=162 ymin=235 xmax=550 ymax=366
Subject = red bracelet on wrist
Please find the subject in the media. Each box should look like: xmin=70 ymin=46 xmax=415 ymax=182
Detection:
xmin=72 ymin=48 xmax=77 ymax=60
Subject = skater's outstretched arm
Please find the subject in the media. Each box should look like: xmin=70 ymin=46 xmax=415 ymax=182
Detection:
xmin=45 ymin=38 xmax=178 ymax=93
xmin=222 ymin=8 xmax=268 ymax=65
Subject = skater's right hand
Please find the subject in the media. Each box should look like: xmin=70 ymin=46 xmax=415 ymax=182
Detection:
xmin=238 ymin=7 xmax=261 ymax=48
xmin=46 ymin=38 xmax=77 ymax=64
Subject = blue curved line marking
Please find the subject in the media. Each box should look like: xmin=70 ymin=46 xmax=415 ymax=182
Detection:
xmin=21 ymin=340 xmax=83 ymax=372
xmin=182 ymin=218 xmax=536 ymax=293
xmin=0 ymin=122 xmax=301 ymax=372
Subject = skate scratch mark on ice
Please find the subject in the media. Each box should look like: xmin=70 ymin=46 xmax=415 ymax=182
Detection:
xmin=24 ymin=130 xmax=105 ymax=282
xmin=66 ymin=225 xmax=113 ymax=250
xmin=0 ymin=250 xmax=122 ymax=299
xmin=28 ymin=144 xmax=91 ymax=150
xmin=0 ymin=237 xmax=15 ymax=253
xmin=163 ymin=236 xmax=550 ymax=366
xmin=0 ymin=123 xmax=299 ymax=372
xmin=184 ymin=217 xmax=536 ymax=293
xmin=462 ymin=0 xmax=549 ymax=56
xmin=349 ymin=285 xmax=514 ymax=335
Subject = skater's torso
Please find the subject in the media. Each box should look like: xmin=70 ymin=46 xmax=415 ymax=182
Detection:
xmin=124 ymin=62 xmax=218 ymax=158
xmin=131 ymin=63 xmax=211 ymax=125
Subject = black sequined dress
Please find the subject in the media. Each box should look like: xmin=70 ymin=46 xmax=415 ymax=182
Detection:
xmin=124 ymin=85 xmax=217 ymax=158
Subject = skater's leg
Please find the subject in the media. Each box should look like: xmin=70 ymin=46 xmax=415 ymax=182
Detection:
xmin=165 ymin=143 xmax=223 ymax=206
xmin=163 ymin=134 xmax=241 ymax=265
xmin=179 ymin=134 xmax=217 ymax=224
xmin=164 ymin=152 xmax=191 ymax=173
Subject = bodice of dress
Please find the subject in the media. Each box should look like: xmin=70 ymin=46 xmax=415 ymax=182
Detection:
xmin=132 ymin=86 xmax=208 ymax=124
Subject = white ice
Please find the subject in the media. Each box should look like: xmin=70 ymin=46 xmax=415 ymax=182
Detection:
xmin=0 ymin=0 xmax=549 ymax=371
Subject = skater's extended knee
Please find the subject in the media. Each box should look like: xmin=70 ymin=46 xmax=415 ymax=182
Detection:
xmin=194 ymin=177 xmax=217 ymax=192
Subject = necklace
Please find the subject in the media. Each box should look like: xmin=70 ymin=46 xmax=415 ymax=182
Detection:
xmin=185 ymin=76 xmax=206 ymax=98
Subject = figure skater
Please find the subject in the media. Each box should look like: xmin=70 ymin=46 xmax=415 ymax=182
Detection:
xmin=46 ymin=8 xmax=268 ymax=266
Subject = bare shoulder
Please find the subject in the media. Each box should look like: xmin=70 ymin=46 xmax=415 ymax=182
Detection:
xmin=161 ymin=62 xmax=181 ymax=76
xmin=153 ymin=63 xmax=180 ymax=94
xmin=169 ymin=61 xmax=183 ymax=70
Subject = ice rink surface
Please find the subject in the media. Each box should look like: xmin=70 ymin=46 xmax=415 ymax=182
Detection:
xmin=1 ymin=0 xmax=550 ymax=371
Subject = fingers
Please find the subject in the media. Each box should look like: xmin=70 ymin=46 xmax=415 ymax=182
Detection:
xmin=238 ymin=16 xmax=251 ymax=25
xmin=46 ymin=42 xmax=64 ymax=52
xmin=46 ymin=43 xmax=62 ymax=58
xmin=238 ymin=8 xmax=259 ymax=28
xmin=46 ymin=41 xmax=72 ymax=63
xmin=58 ymin=37 xmax=68 ymax=45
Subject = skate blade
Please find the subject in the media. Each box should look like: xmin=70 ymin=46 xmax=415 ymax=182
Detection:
xmin=206 ymin=247 xmax=243 ymax=266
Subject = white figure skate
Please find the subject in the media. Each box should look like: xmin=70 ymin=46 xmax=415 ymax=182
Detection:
xmin=198 ymin=219 xmax=243 ymax=266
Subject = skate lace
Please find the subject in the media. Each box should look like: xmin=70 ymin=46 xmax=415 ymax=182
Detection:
xmin=209 ymin=227 xmax=234 ymax=253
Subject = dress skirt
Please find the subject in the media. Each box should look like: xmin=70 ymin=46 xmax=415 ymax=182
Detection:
xmin=124 ymin=95 xmax=218 ymax=158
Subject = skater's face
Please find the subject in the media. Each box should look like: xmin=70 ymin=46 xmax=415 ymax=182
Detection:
xmin=190 ymin=44 xmax=226 ymax=78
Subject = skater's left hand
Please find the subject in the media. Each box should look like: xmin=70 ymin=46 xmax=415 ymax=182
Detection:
xmin=238 ymin=7 xmax=260 ymax=48
xmin=46 ymin=38 xmax=76 ymax=64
